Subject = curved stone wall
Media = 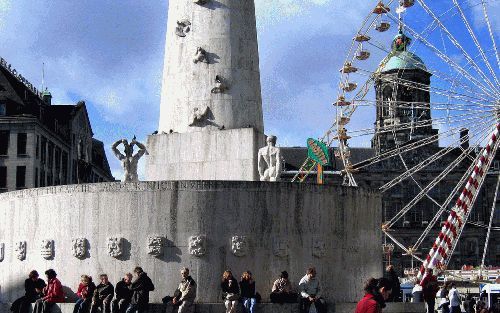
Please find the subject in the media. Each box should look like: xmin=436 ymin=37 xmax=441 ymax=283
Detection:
xmin=0 ymin=181 xmax=381 ymax=303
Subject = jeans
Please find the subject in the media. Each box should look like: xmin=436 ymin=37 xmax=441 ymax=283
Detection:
xmin=426 ymin=300 xmax=436 ymax=313
xmin=33 ymin=299 xmax=55 ymax=313
xmin=73 ymin=298 xmax=91 ymax=313
xmin=242 ymin=297 xmax=256 ymax=313
xmin=300 ymin=297 xmax=326 ymax=313
xmin=224 ymin=300 xmax=238 ymax=313
xmin=111 ymin=299 xmax=129 ymax=313
xmin=125 ymin=304 xmax=146 ymax=313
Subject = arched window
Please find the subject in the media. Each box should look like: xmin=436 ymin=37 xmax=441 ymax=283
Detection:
xmin=382 ymin=85 xmax=393 ymax=117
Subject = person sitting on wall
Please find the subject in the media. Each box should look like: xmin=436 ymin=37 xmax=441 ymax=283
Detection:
xmin=125 ymin=267 xmax=155 ymax=313
xmin=240 ymin=271 xmax=258 ymax=313
xmin=221 ymin=270 xmax=240 ymax=313
xmin=164 ymin=267 xmax=197 ymax=313
xmin=10 ymin=270 xmax=46 ymax=313
xmin=298 ymin=267 xmax=326 ymax=313
xmin=111 ymin=273 xmax=133 ymax=313
xmin=73 ymin=275 xmax=96 ymax=313
xmin=354 ymin=277 xmax=393 ymax=313
xmin=33 ymin=269 xmax=65 ymax=313
xmin=270 ymin=271 xmax=298 ymax=304
xmin=91 ymin=274 xmax=114 ymax=313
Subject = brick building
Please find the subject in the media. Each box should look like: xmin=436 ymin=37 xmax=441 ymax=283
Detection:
xmin=0 ymin=57 xmax=114 ymax=192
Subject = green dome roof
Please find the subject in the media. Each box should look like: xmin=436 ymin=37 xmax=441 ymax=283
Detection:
xmin=381 ymin=51 xmax=427 ymax=72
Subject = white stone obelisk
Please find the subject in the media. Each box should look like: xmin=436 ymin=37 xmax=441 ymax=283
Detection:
xmin=146 ymin=0 xmax=265 ymax=181
xmin=158 ymin=0 xmax=264 ymax=133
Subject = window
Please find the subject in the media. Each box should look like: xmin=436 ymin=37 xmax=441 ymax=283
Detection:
xmin=0 ymin=130 xmax=9 ymax=155
xmin=41 ymin=137 xmax=47 ymax=165
xmin=36 ymin=136 xmax=39 ymax=159
xmin=16 ymin=166 xmax=26 ymax=189
xmin=0 ymin=103 xmax=6 ymax=116
xmin=62 ymin=152 xmax=68 ymax=184
xmin=0 ymin=166 xmax=6 ymax=189
xmin=40 ymin=169 xmax=45 ymax=187
xmin=48 ymin=141 xmax=54 ymax=168
xmin=17 ymin=133 xmax=27 ymax=155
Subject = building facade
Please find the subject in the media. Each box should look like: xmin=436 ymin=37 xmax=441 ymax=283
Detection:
xmin=0 ymin=57 xmax=114 ymax=192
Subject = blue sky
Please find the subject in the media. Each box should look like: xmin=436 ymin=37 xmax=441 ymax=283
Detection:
xmin=0 ymin=0 xmax=497 ymax=179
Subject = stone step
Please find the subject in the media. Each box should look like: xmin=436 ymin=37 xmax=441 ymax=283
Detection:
xmin=0 ymin=302 xmax=425 ymax=313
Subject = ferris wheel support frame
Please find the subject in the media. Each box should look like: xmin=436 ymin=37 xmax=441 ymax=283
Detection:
xmin=417 ymin=124 xmax=500 ymax=283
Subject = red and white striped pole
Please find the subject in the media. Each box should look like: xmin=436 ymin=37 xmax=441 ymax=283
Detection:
xmin=418 ymin=123 xmax=500 ymax=284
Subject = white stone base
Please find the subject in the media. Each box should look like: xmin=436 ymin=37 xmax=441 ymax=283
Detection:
xmin=145 ymin=128 xmax=265 ymax=181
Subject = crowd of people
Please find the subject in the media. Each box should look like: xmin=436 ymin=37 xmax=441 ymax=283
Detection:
xmin=11 ymin=266 xmax=495 ymax=313
xmin=10 ymin=267 xmax=326 ymax=313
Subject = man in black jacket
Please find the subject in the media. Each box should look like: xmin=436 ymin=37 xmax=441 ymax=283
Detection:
xmin=111 ymin=273 xmax=133 ymax=313
xmin=125 ymin=267 xmax=155 ymax=313
xmin=91 ymin=274 xmax=114 ymax=313
xmin=11 ymin=271 xmax=46 ymax=313
xmin=385 ymin=265 xmax=401 ymax=302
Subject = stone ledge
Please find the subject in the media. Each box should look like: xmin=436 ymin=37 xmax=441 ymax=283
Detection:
xmin=0 ymin=180 xmax=378 ymax=201
xmin=0 ymin=302 xmax=425 ymax=313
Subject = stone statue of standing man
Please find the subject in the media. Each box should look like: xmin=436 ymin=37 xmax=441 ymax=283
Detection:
xmin=258 ymin=135 xmax=282 ymax=181
xmin=112 ymin=136 xmax=147 ymax=182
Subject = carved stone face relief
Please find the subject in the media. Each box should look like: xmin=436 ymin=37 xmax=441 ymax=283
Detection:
xmin=107 ymin=237 xmax=124 ymax=258
xmin=188 ymin=235 xmax=206 ymax=256
xmin=15 ymin=241 xmax=27 ymax=261
xmin=312 ymin=237 xmax=327 ymax=258
xmin=231 ymin=236 xmax=248 ymax=257
xmin=147 ymin=236 xmax=165 ymax=257
xmin=71 ymin=238 xmax=87 ymax=259
xmin=40 ymin=239 xmax=54 ymax=259
xmin=273 ymin=238 xmax=289 ymax=258
xmin=0 ymin=243 xmax=4 ymax=262
xmin=175 ymin=19 xmax=191 ymax=37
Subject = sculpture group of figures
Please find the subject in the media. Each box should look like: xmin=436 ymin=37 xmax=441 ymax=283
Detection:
xmin=0 ymin=235 xmax=328 ymax=262
xmin=113 ymin=136 xmax=283 ymax=182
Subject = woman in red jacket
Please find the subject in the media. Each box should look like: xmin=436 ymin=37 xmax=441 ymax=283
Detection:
xmin=355 ymin=278 xmax=393 ymax=313
xmin=73 ymin=275 xmax=95 ymax=313
xmin=33 ymin=269 xmax=65 ymax=313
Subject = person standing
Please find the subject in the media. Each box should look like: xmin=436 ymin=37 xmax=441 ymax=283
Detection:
xmin=165 ymin=267 xmax=197 ymax=313
xmin=448 ymin=283 xmax=461 ymax=313
xmin=33 ymin=269 xmax=65 ymax=313
xmin=91 ymin=274 xmax=114 ymax=313
xmin=126 ymin=267 xmax=155 ymax=313
xmin=354 ymin=278 xmax=393 ymax=313
xmin=270 ymin=271 xmax=297 ymax=304
xmin=73 ymin=275 xmax=95 ymax=313
xmin=240 ymin=271 xmax=257 ymax=313
xmin=221 ymin=270 xmax=240 ymax=313
xmin=111 ymin=273 xmax=133 ymax=313
xmin=437 ymin=283 xmax=450 ymax=313
xmin=422 ymin=269 xmax=439 ymax=313
xmin=11 ymin=271 xmax=46 ymax=313
xmin=384 ymin=265 xmax=401 ymax=302
xmin=298 ymin=267 xmax=326 ymax=313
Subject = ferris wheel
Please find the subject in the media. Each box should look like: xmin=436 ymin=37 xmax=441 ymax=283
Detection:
xmin=294 ymin=0 xmax=500 ymax=280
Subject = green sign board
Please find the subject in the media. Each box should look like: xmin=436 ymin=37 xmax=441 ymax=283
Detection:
xmin=307 ymin=138 xmax=330 ymax=166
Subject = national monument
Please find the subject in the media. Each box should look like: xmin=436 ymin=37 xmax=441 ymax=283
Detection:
xmin=0 ymin=0 xmax=382 ymax=310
